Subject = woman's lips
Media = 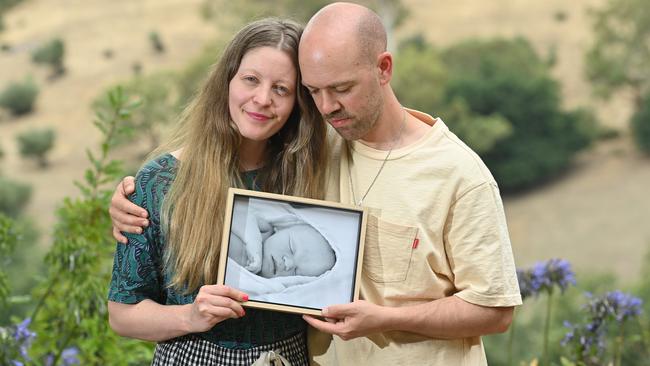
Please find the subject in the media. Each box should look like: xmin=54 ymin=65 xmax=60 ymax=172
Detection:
xmin=246 ymin=111 xmax=271 ymax=121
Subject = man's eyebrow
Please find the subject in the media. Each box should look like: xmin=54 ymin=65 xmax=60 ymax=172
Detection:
xmin=303 ymin=80 xmax=354 ymax=90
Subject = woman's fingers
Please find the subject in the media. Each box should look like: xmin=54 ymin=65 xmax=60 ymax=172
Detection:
xmin=196 ymin=285 xmax=248 ymax=317
xmin=201 ymin=284 xmax=249 ymax=302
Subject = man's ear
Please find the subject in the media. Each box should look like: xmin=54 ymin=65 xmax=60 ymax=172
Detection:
xmin=376 ymin=51 xmax=393 ymax=85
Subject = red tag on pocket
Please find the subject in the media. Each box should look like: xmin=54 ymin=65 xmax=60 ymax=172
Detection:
xmin=412 ymin=238 xmax=419 ymax=249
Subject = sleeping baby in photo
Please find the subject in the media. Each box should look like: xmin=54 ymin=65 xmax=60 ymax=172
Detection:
xmin=228 ymin=202 xmax=336 ymax=278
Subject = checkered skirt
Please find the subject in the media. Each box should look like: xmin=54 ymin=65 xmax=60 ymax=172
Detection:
xmin=151 ymin=331 xmax=308 ymax=366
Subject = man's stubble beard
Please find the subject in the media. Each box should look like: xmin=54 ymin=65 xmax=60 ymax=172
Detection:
xmin=329 ymin=93 xmax=383 ymax=142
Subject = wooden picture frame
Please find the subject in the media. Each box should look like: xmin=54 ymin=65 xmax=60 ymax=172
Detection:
xmin=217 ymin=188 xmax=367 ymax=316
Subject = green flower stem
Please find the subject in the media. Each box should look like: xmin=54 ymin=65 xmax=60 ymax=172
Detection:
xmin=613 ymin=323 xmax=625 ymax=366
xmin=542 ymin=290 xmax=553 ymax=366
xmin=508 ymin=312 xmax=515 ymax=366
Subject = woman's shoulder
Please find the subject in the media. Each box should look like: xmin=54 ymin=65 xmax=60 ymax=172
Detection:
xmin=132 ymin=153 xmax=178 ymax=200
xmin=139 ymin=153 xmax=177 ymax=174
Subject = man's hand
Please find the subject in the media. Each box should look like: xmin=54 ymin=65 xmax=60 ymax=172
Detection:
xmin=303 ymin=300 xmax=392 ymax=340
xmin=109 ymin=176 xmax=149 ymax=243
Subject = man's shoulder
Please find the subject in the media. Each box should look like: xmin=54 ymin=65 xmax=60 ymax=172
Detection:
xmin=418 ymin=118 xmax=497 ymax=187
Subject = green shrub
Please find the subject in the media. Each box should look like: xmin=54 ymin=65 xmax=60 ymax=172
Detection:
xmin=149 ymin=31 xmax=165 ymax=53
xmin=16 ymin=128 xmax=56 ymax=167
xmin=0 ymin=79 xmax=38 ymax=116
xmin=393 ymin=38 xmax=597 ymax=191
xmin=31 ymin=38 xmax=65 ymax=76
xmin=441 ymin=38 xmax=597 ymax=191
xmin=0 ymin=176 xmax=31 ymax=217
xmin=631 ymin=93 xmax=650 ymax=154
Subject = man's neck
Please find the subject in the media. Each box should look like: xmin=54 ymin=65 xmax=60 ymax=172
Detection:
xmin=358 ymin=103 xmax=431 ymax=151
xmin=358 ymin=99 xmax=406 ymax=150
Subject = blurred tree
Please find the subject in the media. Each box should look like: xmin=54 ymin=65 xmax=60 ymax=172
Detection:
xmin=0 ymin=0 xmax=22 ymax=31
xmin=0 ymin=176 xmax=31 ymax=218
xmin=631 ymin=93 xmax=650 ymax=154
xmin=94 ymin=72 xmax=178 ymax=151
xmin=442 ymin=38 xmax=597 ymax=191
xmin=393 ymin=41 xmax=513 ymax=155
xmin=200 ymin=0 xmax=407 ymax=51
xmin=585 ymin=0 xmax=650 ymax=108
xmin=31 ymin=38 xmax=65 ymax=77
xmin=0 ymin=78 xmax=38 ymax=116
xmin=16 ymin=127 xmax=56 ymax=168
xmin=125 ymin=73 xmax=177 ymax=150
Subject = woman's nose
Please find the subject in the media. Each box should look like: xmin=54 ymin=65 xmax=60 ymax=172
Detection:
xmin=253 ymin=87 xmax=272 ymax=106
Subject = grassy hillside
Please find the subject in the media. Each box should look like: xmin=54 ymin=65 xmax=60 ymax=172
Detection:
xmin=0 ymin=0 xmax=648 ymax=283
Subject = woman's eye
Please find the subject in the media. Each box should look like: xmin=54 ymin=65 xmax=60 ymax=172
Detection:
xmin=243 ymin=75 xmax=258 ymax=83
xmin=274 ymin=85 xmax=290 ymax=96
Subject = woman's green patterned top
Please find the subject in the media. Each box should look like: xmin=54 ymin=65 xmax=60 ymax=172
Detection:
xmin=108 ymin=154 xmax=305 ymax=349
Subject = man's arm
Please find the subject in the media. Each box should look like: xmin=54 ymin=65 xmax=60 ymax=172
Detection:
xmin=303 ymin=296 xmax=513 ymax=341
xmin=109 ymin=176 xmax=150 ymax=243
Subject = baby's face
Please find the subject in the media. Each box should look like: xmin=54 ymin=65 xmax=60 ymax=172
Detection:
xmin=260 ymin=225 xmax=335 ymax=278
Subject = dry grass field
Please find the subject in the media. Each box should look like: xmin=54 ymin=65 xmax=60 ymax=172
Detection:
xmin=1 ymin=0 xmax=648 ymax=283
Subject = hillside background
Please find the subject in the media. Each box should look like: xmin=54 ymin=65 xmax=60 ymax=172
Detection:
xmin=0 ymin=0 xmax=648 ymax=285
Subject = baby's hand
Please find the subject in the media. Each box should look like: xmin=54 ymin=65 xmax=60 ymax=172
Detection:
xmin=245 ymin=253 xmax=262 ymax=274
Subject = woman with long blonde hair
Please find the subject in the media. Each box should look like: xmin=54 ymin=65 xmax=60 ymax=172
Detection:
xmin=107 ymin=18 xmax=327 ymax=365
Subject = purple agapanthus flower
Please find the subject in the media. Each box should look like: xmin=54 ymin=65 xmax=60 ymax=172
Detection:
xmin=12 ymin=318 xmax=36 ymax=361
xmin=605 ymin=290 xmax=643 ymax=323
xmin=13 ymin=318 xmax=36 ymax=343
xmin=61 ymin=347 xmax=80 ymax=366
xmin=517 ymin=258 xmax=576 ymax=299
xmin=561 ymin=290 xmax=643 ymax=365
xmin=561 ymin=318 xmax=606 ymax=363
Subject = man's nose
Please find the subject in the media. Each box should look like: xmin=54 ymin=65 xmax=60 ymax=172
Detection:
xmin=319 ymin=92 xmax=340 ymax=116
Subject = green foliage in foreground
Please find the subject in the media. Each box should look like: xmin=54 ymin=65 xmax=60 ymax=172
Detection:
xmin=0 ymin=214 xmax=20 ymax=309
xmin=16 ymin=128 xmax=56 ymax=168
xmin=15 ymin=87 xmax=154 ymax=365
xmin=0 ymin=78 xmax=38 ymax=116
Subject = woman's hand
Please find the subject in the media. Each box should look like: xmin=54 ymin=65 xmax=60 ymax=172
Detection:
xmin=185 ymin=285 xmax=249 ymax=333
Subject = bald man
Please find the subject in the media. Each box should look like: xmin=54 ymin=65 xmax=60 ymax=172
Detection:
xmin=108 ymin=3 xmax=521 ymax=364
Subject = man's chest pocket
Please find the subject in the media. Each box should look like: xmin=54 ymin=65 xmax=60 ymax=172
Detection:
xmin=362 ymin=215 xmax=418 ymax=283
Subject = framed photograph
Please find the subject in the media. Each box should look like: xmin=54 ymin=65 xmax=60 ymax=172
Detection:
xmin=217 ymin=188 xmax=367 ymax=316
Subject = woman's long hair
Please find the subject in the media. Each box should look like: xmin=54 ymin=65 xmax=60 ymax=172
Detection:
xmin=150 ymin=18 xmax=328 ymax=292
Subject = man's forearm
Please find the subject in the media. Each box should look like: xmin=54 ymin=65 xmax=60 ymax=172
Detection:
xmin=108 ymin=300 xmax=191 ymax=342
xmin=381 ymin=295 xmax=513 ymax=339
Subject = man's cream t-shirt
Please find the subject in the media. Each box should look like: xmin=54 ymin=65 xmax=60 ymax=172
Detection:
xmin=312 ymin=109 xmax=522 ymax=365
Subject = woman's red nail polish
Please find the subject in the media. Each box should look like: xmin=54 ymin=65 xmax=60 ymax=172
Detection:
xmin=243 ymin=295 xmax=249 ymax=302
